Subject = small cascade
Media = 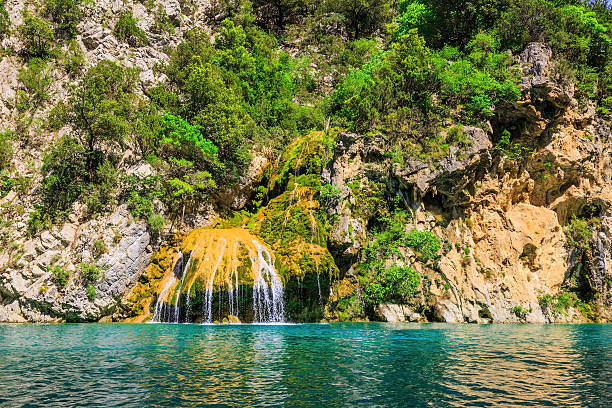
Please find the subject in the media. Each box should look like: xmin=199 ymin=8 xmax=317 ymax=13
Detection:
xmin=252 ymin=241 xmax=285 ymax=322
xmin=203 ymin=239 xmax=227 ymax=323
xmin=310 ymin=216 xmax=323 ymax=308
xmin=173 ymin=248 xmax=196 ymax=323
xmin=151 ymin=228 xmax=285 ymax=323
xmin=152 ymin=275 xmax=177 ymax=322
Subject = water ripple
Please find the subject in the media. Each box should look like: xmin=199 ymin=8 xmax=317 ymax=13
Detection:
xmin=0 ymin=323 xmax=610 ymax=407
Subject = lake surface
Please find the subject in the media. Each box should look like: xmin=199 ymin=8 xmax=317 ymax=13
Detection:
xmin=0 ymin=323 xmax=610 ymax=407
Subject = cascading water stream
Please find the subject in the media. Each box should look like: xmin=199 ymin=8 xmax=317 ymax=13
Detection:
xmin=251 ymin=241 xmax=285 ymax=322
xmin=150 ymin=228 xmax=285 ymax=324
xmin=203 ymin=239 xmax=227 ymax=323
xmin=152 ymin=275 xmax=177 ymax=322
xmin=310 ymin=217 xmax=323 ymax=308
xmin=173 ymin=248 xmax=196 ymax=323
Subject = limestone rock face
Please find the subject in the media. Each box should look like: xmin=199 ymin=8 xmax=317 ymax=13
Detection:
xmin=0 ymin=0 xmax=219 ymax=322
xmin=323 ymin=42 xmax=612 ymax=323
xmin=376 ymin=304 xmax=421 ymax=322
xmin=0 ymin=206 xmax=151 ymax=322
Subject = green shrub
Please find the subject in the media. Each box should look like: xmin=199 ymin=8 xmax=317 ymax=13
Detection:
xmin=494 ymin=129 xmax=529 ymax=160
xmin=41 ymin=135 xmax=87 ymax=219
xmin=364 ymin=265 xmax=420 ymax=304
xmin=564 ymin=215 xmax=593 ymax=250
xmin=18 ymin=14 xmax=55 ymax=59
xmin=539 ymin=291 xmax=583 ymax=317
xmin=84 ymin=161 xmax=118 ymax=214
xmin=113 ymin=10 xmax=149 ymax=47
xmin=49 ymin=264 xmax=70 ymax=288
xmin=92 ymin=240 xmax=108 ymax=259
xmin=86 ymin=283 xmax=96 ymax=300
xmin=0 ymin=0 xmax=10 ymax=40
xmin=27 ymin=207 xmax=52 ymax=235
xmin=62 ymin=39 xmax=85 ymax=77
xmin=44 ymin=0 xmax=82 ymax=38
xmin=512 ymin=305 xmax=531 ymax=321
xmin=323 ymin=0 xmax=393 ymax=39
xmin=318 ymin=183 xmax=343 ymax=206
xmin=405 ymin=228 xmax=441 ymax=262
xmin=45 ymin=102 xmax=69 ymax=131
xmin=155 ymin=113 xmax=221 ymax=171
xmin=147 ymin=213 xmax=165 ymax=234
xmin=0 ymin=131 xmax=13 ymax=170
xmin=152 ymin=5 xmax=175 ymax=35
xmin=79 ymin=262 xmax=104 ymax=283
xmin=69 ymin=60 xmax=137 ymax=174
xmin=123 ymin=175 xmax=165 ymax=219
xmin=17 ymin=58 xmax=52 ymax=112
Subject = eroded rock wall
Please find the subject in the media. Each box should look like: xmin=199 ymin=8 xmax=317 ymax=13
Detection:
xmin=323 ymin=43 xmax=612 ymax=323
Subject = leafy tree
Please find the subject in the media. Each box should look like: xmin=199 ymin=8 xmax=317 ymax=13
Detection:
xmin=364 ymin=265 xmax=420 ymax=304
xmin=397 ymin=0 xmax=510 ymax=48
xmin=252 ymin=0 xmax=308 ymax=31
xmin=44 ymin=0 xmax=83 ymax=38
xmin=155 ymin=113 xmax=221 ymax=171
xmin=41 ymin=135 xmax=87 ymax=218
xmin=69 ymin=60 xmax=137 ymax=174
xmin=323 ymin=0 xmax=393 ymax=39
xmin=18 ymin=14 xmax=55 ymax=59
xmin=113 ymin=10 xmax=149 ymax=47
xmin=162 ymin=20 xmax=302 ymax=180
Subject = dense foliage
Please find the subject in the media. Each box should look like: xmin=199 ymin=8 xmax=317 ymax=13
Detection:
xmin=18 ymin=14 xmax=55 ymax=60
xmin=359 ymin=209 xmax=441 ymax=305
xmin=7 ymin=0 xmax=612 ymax=233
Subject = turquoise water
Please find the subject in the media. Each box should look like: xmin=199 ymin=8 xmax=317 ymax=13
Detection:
xmin=0 ymin=323 xmax=610 ymax=407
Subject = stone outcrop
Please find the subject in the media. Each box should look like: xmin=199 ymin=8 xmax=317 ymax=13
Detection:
xmin=0 ymin=206 xmax=152 ymax=322
xmin=323 ymin=43 xmax=612 ymax=323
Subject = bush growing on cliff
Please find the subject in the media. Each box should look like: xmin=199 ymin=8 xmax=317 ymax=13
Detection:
xmin=18 ymin=14 xmax=55 ymax=60
xmin=44 ymin=0 xmax=83 ymax=38
xmin=511 ymin=305 xmax=531 ymax=321
xmin=358 ymin=208 xmax=440 ymax=305
xmin=564 ymin=215 xmax=595 ymax=250
xmin=62 ymin=39 xmax=85 ymax=77
xmin=0 ymin=0 xmax=10 ymax=40
xmin=86 ymin=283 xmax=96 ymax=300
xmin=113 ymin=10 xmax=149 ymax=47
xmin=79 ymin=262 xmax=104 ymax=283
xmin=49 ymin=264 xmax=70 ymax=288
xmin=41 ymin=135 xmax=87 ymax=219
xmin=69 ymin=60 xmax=138 ymax=175
xmin=405 ymin=228 xmax=441 ymax=262
xmin=0 ymin=131 xmax=13 ymax=170
xmin=17 ymin=58 xmax=52 ymax=112
xmin=364 ymin=265 xmax=420 ymax=304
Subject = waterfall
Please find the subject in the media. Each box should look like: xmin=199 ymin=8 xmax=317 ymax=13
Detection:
xmin=173 ymin=248 xmax=197 ymax=323
xmin=252 ymin=241 xmax=285 ymax=322
xmin=151 ymin=228 xmax=285 ymax=324
xmin=203 ymin=239 xmax=227 ymax=323
xmin=152 ymin=275 xmax=177 ymax=322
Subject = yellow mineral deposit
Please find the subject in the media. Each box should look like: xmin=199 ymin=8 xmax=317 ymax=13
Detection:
xmin=151 ymin=228 xmax=285 ymax=323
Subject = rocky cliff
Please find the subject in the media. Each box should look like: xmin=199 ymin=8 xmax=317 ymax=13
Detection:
xmin=323 ymin=43 xmax=612 ymax=323
xmin=0 ymin=1 xmax=611 ymax=323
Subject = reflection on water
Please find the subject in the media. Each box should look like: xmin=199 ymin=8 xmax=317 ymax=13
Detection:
xmin=0 ymin=323 xmax=610 ymax=407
